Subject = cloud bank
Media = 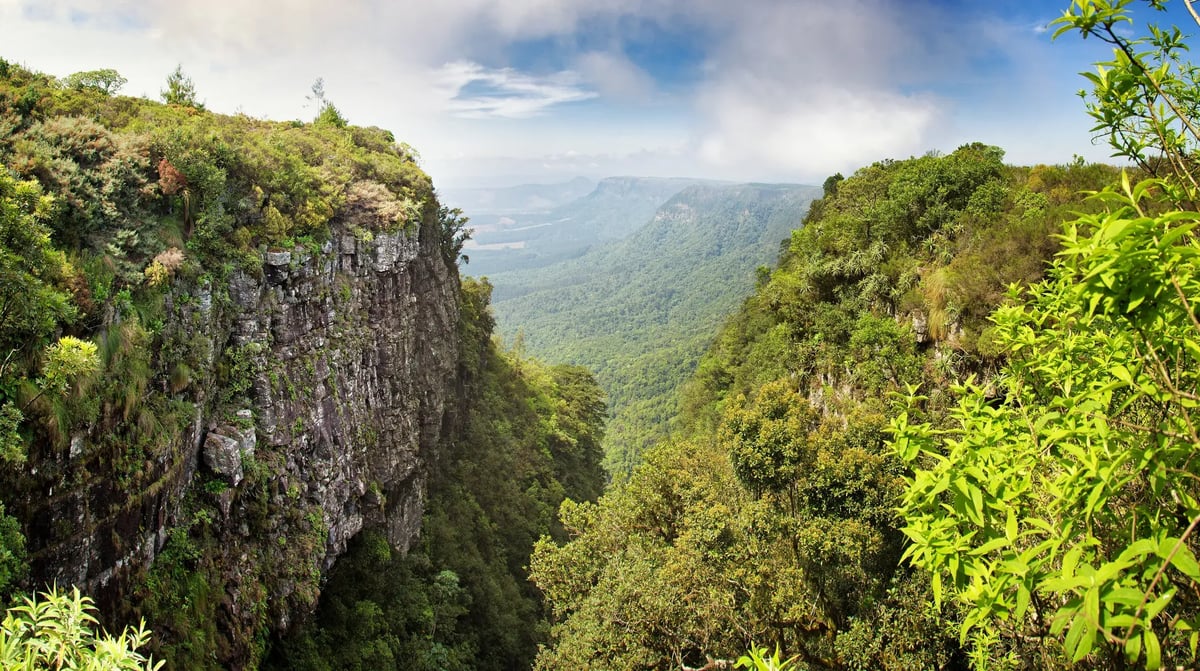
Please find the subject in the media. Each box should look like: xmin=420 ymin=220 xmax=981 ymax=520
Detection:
xmin=0 ymin=0 xmax=1100 ymax=184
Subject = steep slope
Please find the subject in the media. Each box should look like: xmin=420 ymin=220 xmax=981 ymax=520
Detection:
xmin=0 ymin=59 xmax=604 ymax=671
xmin=489 ymin=182 xmax=821 ymax=474
xmin=267 ymin=278 xmax=605 ymax=671
xmin=459 ymin=176 xmax=712 ymax=275
xmin=530 ymin=145 xmax=1123 ymax=669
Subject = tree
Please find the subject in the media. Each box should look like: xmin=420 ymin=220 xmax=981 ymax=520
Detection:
xmin=0 ymin=171 xmax=74 ymax=353
xmin=720 ymin=379 xmax=819 ymax=497
xmin=0 ymin=502 xmax=25 ymax=600
xmin=0 ymin=171 xmax=80 ymax=465
xmin=894 ymin=176 xmax=1200 ymax=669
xmin=308 ymin=77 xmax=347 ymax=128
xmin=0 ymin=586 xmax=163 ymax=670
xmin=62 ymin=68 xmax=127 ymax=95
xmin=437 ymin=204 xmax=471 ymax=264
xmin=161 ymin=65 xmax=202 ymax=108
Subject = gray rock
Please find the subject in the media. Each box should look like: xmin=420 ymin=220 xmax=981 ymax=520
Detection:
xmin=203 ymin=429 xmax=244 ymax=486
xmin=24 ymin=211 xmax=460 ymax=669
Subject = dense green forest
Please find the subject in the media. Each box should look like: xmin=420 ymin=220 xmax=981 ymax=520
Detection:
xmin=489 ymin=183 xmax=819 ymax=475
xmin=529 ymin=141 xmax=1121 ymax=670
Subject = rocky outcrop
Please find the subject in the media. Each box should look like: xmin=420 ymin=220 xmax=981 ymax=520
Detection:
xmin=12 ymin=206 xmax=459 ymax=667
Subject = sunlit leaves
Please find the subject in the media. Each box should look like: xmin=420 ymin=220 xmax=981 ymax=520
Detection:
xmin=0 ymin=586 xmax=162 ymax=670
xmin=1053 ymin=0 xmax=1200 ymax=205
xmin=894 ymin=177 xmax=1200 ymax=669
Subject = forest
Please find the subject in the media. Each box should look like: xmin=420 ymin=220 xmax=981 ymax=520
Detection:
xmin=2 ymin=0 xmax=1200 ymax=670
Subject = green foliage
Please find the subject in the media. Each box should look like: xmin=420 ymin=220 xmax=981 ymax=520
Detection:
xmin=534 ymin=145 xmax=1118 ymax=668
xmin=0 ymin=586 xmax=162 ymax=670
xmin=437 ymin=204 xmax=471 ymax=264
xmin=314 ymin=103 xmax=348 ymax=129
xmin=488 ymin=183 xmax=820 ymax=477
xmin=10 ymin=115 xmax=150 ymax=247
xmin=890 ymin=5 xmax=1200 ymax=670
xmin=309 ymin=78 xmax=348 ymax=128
xmin=737 ymin=645 xmax=799 ymax=671
xmin=63 ymin=69 xmax=127 ymax=95
xmin=0 ymin=502 xmax=25 ymax=600
xmin=265 ymin=533 xmax=474 ymax=671
xmin=0 ymin=58 xmax=441 ymax=670
xmin=1053 ymin=0 xmax=1200 ymax=202
xmin=894 ymin=177 xmax=1200 ymax=669
xmin=160 ymin=65 xmax=201 ymax=109
xmin=40 ymin=336 xmax=99 ymax=397
xmin=722 ymin=379 xmax=820 ymax=495
xmin=0 ymin=170 xmax=74 ymax=352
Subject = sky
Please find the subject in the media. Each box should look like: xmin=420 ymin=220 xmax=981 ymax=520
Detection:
xmin=0 ymin=0 xmax=1196 ymax=188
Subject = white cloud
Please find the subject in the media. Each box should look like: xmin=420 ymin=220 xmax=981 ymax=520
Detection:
xmin=696 ymin=83 xmax=940 ymax=177
xmin=574 ymin=51 xmax=656 ymax=100
xmin=433 ymin=61 xmax=596 ymax=119
xmin=682 ymin=0 xmax=950 ymax=179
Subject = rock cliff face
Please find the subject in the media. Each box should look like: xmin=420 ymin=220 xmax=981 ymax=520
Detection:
xmin=13 ymin=209 xmax=459 ymax=667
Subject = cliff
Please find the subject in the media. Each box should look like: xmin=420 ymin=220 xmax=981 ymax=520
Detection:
xmin=0 ymin=60 xmax=467 ymax=668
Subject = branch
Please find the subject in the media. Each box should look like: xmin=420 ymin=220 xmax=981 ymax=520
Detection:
xmin=1104 ymin=24 xmax=1200 ymax=148
xmin=1186 ymin=0 xmax=1200 ymax=31
xmin=0 ymin=348 xmax=15 ymax=380
xmin=1119 ymin=512 xmax=1200 ymax=645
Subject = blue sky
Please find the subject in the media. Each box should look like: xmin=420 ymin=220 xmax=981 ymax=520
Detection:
xmin=1 ymin=0 xmax=1196 ymax=187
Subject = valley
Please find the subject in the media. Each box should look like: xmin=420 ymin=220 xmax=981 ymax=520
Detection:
xmin=3 ymin=2 xmax=1200 ymax=670
xmin=453 ymin=180 xmax=820 ymax=475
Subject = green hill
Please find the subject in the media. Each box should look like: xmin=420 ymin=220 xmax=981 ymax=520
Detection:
xmin=530 ymin=144 xmax=1126 ymax=670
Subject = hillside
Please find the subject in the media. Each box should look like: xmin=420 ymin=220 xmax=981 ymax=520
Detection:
xmin=530 ymin=144 xmax=1127 ymax=669
xmin=489 ymin=182 xmax=820 ymax=475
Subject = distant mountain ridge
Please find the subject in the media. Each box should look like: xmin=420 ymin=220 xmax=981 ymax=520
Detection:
xmin=439 ymin=176 xmax=595 ymax=214
xmin=485 ymin=180 xmax=821 ymax=474
xmin=459 ymin=176 xmax=721 ymax=275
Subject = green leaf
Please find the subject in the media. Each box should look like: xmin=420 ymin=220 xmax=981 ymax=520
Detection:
xmin=1084 ymin=587 xmax=1100 ymax=632
xmin=1065 ymin=612 xmax=1088 ymax=660
xmin=1111 ymin=363 xmax=1135 ymax=385
xmin=972 ymin=536 xmax=1010 ymax=556
xmin=1145 ymin=629 xmax=1161 ymax=670
xmin=1125 ymin=632 xmax=1142 ymax=663
xmin=1167 ymin=544 xmax=1200 ymax=580
xmin=1106 ymin=586 xmax=1147 ymax=607
xmin=1016 ymin=584 xmax=1031 ymax=619
xmin=1145 ymin=587 xmax=1176 ymax=619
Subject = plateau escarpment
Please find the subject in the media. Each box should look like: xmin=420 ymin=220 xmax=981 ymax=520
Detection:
xmin=13 ymin=200 xmax=460 ymax=668
xmin=0 ymin=60 xmax=471 ymax=668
